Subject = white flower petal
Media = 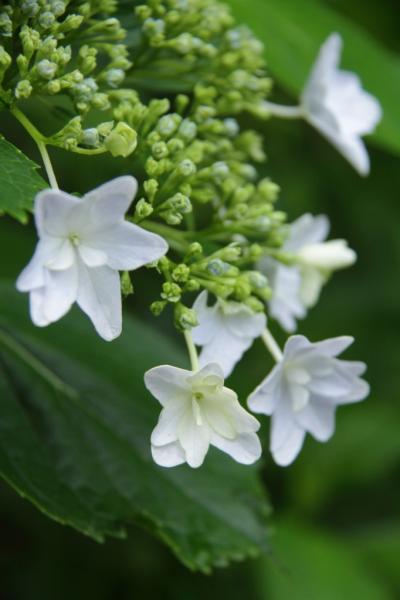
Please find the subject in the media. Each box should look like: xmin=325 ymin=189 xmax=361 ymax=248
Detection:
xmin=151 ymin=404 xmax=187 ymax=446
xmin=187 ymin=362 xmax=225 ymax=388
xmin=82 ymin=176 xmax=138 ymax=229
xmin=35 ymin=189 xmax=81 ymax=238
xmin=299 ymin=266 xmax=326 ymax=308
xmin=312 ymin=336 xmax=354 ymax=357
xmin=41 ymin=266 xmax=79 ymax=323
xmin=247 ymin=364 xmax=283 ymax=415
xmin=29 ymin=287 xmax=50 ymax=326
xmin=178 ymin=410 xmax=211 ymax=468
xmin=78 ymin=245 xmax=108 ymax=267
xmin=85 ymin=221 xmax=168 ymax=270
xmin=17 ymin=237 xmax=68 ymax=291
xmin=211 ymin=432 xmax=261 ymax=465
xmin=224 ymin=305 xmax=266 ymax=339
xmin=76 ymin=262 xmax=122 ymax=341
xmin=144 ymin=365 xmax=190 ymax=407
xmin=45 ymin=239 xmax=75 ymax=271
xmin=272 ymin=425 xmax=306 ymax=467
xmin=285 ymin=213 xmax=330 ymax=252
xmin=295 ymin=403 xmax=336 ymax=442
xmin=198 ymin=327 xmax=250 ymax=378
xmin=192 ymin=291 xmax=220 ymax=345
xmin=151 ymin=441 xmax=186 ymax=468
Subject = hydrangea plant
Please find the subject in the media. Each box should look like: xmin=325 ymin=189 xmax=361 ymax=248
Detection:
xmin=0 ymin=0 xmax=381 ymax=572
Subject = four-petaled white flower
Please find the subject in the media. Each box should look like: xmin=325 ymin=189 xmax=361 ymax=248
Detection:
xmin=301 ymin=32 xmax=382 ymax=175
xmin=248 ymin=335 xmax=369 ymax=466
xmin=145 ymin=362 xmax=262 ymax=468
xmin=17 ymin=176 xmax=168 ymax=341
xmin=191 ymin=291 xmax=266 ymax=377
xmin=260 ymin=213 xmax=356 ymax=332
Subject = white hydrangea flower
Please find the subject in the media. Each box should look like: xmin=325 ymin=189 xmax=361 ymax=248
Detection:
xmin=260 ymin=213 xmax=356 ymax=332
xmin=191 ymin=291 xmax=266 ymax=377
xmin=248 ymin=335 xmax=369 ymax=466
xmin=145 ymin=362 xmax=262 ymax=468
xmin=301 ymin=33 xmax=382 ymax=175
xmin=17 ymin=176 xmax=168 ymax=341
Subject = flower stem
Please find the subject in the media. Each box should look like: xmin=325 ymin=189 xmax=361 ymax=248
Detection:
xmin=140 ymin=219 xmax=189 ymax=253
xmin=263 ymin=101 xmax=304 ymax=119
xmin=11 ymin=106 xmax=59 ymax=189
xmin=37 ymin=140 xmax=59 ymax=189
xmin=261 ymin=328 xmax=283 ymax=362
xmin=183 ymin=329 xmax=199 ymax=371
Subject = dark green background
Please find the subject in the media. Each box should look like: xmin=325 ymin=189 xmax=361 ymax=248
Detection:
xmin=1 ymin=0 xmax=399 ymax=598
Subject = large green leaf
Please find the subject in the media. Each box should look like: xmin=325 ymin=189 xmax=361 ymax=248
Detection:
xmin=256 ymin=520 xmax=391 ymax=600
xmin=0 ymin=280 xmax=271 ymax=572
xmin=228 ymin=0 xmax=400 ymax=156
xmin=0 ymin=136 xmax=46 ymax=223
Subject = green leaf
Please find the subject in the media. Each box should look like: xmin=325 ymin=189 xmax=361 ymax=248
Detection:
xmin=255 ymin=519 xmax=391 ymax=600
xmin=0 ymin=136 xmax=46 ymax=223
xmin=0 ymin=280 xmax=271 ymax=572
xmin=228 ymin=0 xmax=400 ymax=156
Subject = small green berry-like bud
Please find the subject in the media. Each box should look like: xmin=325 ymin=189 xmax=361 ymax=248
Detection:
xmin=143 ymin=178 xmax=158 ymax=202
xmin=206 ymin=259 xmax=231 ymax=277
xmin=15 ymin=80 xmax=33 ymax=99
xmin=244 ymin=296 xmax=265 ymax=313
xmin=185 ymin=279 xmax=201 ymax=292
xmin=161 ymin=282 xmax=182 ymax=303
xmin=105 ymin=123 xmax=138 ymax=157
xmin=156 ymin=113 xmax=182 ymax=138
xmin=82 ymin=128 xmax=99 ymax=147
xmin=174 ymin=303 xmax=198 ymax=331
xmin=172 ymin=264 xmax=190 ymax=283
xmin=177 ymin=159 xmax=196 ymax=177
xmin=38 ymin=11 xmax=56 ymax=29
xmin=121 ymin=271 xmax=134 ymax=297
xmin=150 ymin=300 xmax=167 ymax=316
xmin=21 ymin=1 xmax=40 ymax=17
xmin=134 ymin=198 xmax=153 ymax=219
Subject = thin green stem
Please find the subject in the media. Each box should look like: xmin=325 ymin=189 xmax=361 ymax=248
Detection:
xmin=263 ymin=101 xmax=304 ymax=119
xmin=261 ymin=328 xmax=283 ymax=362
xmin=37 ymin=140 xmax=59 ymax=189
xmin=11 ymin=106 xmax=59 ymax=189
xmin=183 ymin=329 xmax=199 ymax=371
xmin=0 ymin=327 xmax=78 ymax=398
xmin=140 ymin=219 xmax=190 ymax=254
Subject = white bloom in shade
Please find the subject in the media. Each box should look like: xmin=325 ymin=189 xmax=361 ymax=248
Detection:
xmin=301 ymin=32 xmax=382 ymax=175
xmin=16 ymin=176 xmax=168 ymax=341
xmin=260 ymin=213 xmax=356 ymax=332
xmin=191 ymin=291 xmax=266 ymax=377
xmin=145 ymin=362 xmax=261 ymax=468
xmin=248 ymin=335 xmax=369 ymax=466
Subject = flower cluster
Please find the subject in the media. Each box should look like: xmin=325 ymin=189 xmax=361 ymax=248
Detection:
xmin=4 ymin=1 xmax=379 ymax=470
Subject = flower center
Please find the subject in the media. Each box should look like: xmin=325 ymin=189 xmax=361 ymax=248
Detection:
xmin=69 ymin=233 xmax=80 ymax=247
xmin=191 ymin=392 xmax=204 ymax=426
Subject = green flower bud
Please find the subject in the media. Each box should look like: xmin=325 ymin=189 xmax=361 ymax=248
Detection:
xmin=15 ymin=79 xmax=33 ymax=99
xmin=143 ymin=178 xmax=158 ymax=202
xmin=105 ymin=68 xmax=125 ymax=88
xmin=185 ymin=279 xmax=201 ymax=292
xmin=38 ymin=11 xmax=56 ymax=29
xmin=150 ymin=300 xmax=167 ymax=316
xmin=172 ymin=264 xmax=190 ymax=283
xmin=234 ymin=277 xmax=251 ymax=300
xmin=21 ymin=1 xmax=40 ymax=17
xmin=37 ymin=59 xmax=58 ymax=80
xmin=121 ymin=271 xmax=134 ymax=297
xmin=134 ymin=198 xmax=153 ymax=219
xmin=177 ymin=159 xmax=196 ymax=177
xmin=174 ymin=303 xmax=198 ymax=331
xmin=258 ymin=178 xmax=280 ymax=202
xmin=156 ymin=113 xmax=182 ymax=138
xmin=151 ymin=141 xmax=169 ymax=159
xmin=82 ymin=128 xmax=99 ymax=147
xmin=161 ymin=282 xmax=182 ymax=303
xmin=206 ymin=259 xmax=231 ymax=277
xmin=178 ymin=119 xmax=197 ymax=142
xmin=244 ymin=296 xmax=265 ymax=313
xmin=105 ymin=122 xmax=138 ymax=157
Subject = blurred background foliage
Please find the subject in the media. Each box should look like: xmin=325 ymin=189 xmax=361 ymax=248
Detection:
xmin=1 ymin=0 xmax=399 ymax=598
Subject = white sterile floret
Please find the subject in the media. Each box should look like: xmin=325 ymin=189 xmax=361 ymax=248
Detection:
xmin=248 ymin=335 xmax=369 ymax=466
xmin=260 ymin=213 xmax=356 ymax=332
xmin=145 ymin=362 xmax=262 ymax=468
xmin=17 ymin=176 xmax=168 ymax=341
xmin=301 ymin=33 xmax=382 ymax=175
xmin=191 ymin=291 xmax=266 ymax=377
